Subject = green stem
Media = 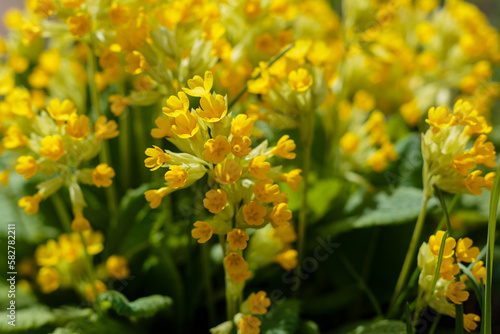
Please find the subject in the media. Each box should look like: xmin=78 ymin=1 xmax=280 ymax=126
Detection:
xmin=51 ymin=192 xmax=72 ymax=233
xmin=339 ymin=252 xmax=383 ymax=317
xmin=227 ymin=43 xmax=295 ymax=110
xmin=484 ymin=166 xmax=500 ymax=334
xmin=435 ymin=194 xmax=460 ymax=231
xmin=429 ymin=314 xmax=441 ymax=334
xmin=78 ymin=231 xmax=101 ymax=312
xmin=297 ymin=110 xmax=315 ymax=268
xmin=132 ymin=108 xmax=149 ymax=184
xmin=388 ymin=194 xmax=430 ymax=315
xmin=201 ymin=243 xmax=215 ymax=325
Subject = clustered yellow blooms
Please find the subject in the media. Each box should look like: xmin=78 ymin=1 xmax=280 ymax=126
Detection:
xmin=34 ymin=230 xmax=130 ymax=301
xmin=422 ymin=100 xmax=496 ymax=198
xmin=235 ymin=291 xmax=271 ymax=334
xmin=1 ymin=93 xmax=117 ymax=231
xmin=417 ymin=231 xmax=485 ymax=332
xmin=144 ymin=71 xmax=300 ymax=329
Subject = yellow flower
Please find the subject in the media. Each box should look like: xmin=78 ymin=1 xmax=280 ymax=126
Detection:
xmin=426 ymin=106 xmax=453 ymax=133
xmin=92 ymin=163 xmax=115 ymax=188
xmin=0 ymin=170 xmax=9 ymax=186
xmin=461 ymin=170 xmax=486 ymax=195
xmin=456 ymin=238 xmax=480 ymax=263
xmin=253 ymin=179 xmax=280 ymax=203
xmin=106 ymin=255 xmax=130 ymax=279
xmin=65 ymin=113 xmax=90 ymax=139
xmin=242 ymin=200 xmax=267 ymax=226
xmin=445 ymin=281 xmax=469 ymax=305
xmin=8 ymin=54 xmax=29 ymax=73
xmin=400 ymin=100 xmax=421 ymax=127
xmin=439 ymin=257 xmax=460 ymax=281
xmin=108 ymin=95 xmax=131 ymax=117
xmin=463 ymin=313 xmax=480 ymax=333
xmin=224 ymin=253 xmax=249 ymax=274
xmin=470 ymin=261 xmax=486 ymax=284
xmin=151 ymin=116 xmax=174 ymax=138
xmin=191 ymin=221 xmax=213 ymax=243
xmin=203 ymin=189 xmax=227 ymax=214
xmin=58 ymin=234 xmax=82 ymax=262
xmin=39 ymin=49 xmax=61 ymax=74
xmin=231 ymin=114 xmax=254 ymax=137
xmin=46 ymin=98 xmax=77 ymax=123
xmin=145 ymin=187 xmax=170 ymax=209
xmin=249 ymin=291 xmax=271 ymax=315
xmin=3 ymin=124 xmax=28 ymax=149
xmin=19 ymin=193 xmax=43 ymax=215
xmin=125 ymin=51 xmax=149 ymax=75
xmin=95 ymin=116 xmax=119 ymax=139
xmin=470 ymin=134 xmax=497 ymax=168
xmin=85 ymin=280 xmax=107 ymax=301
xmin=340 ymin=132 xmax=360 ymax=153
xmin=61 ymin=0 xmax=85 ymax=9
xmin=272 ymin=135 xmax=296 ymax=159
xmin=429 ymin=231 xmax=456 ymax=258
xmin=231 ymin=136 xmax=252 ymax=157
xmin=182 ymin=71 xmax=213 ymax=97
xmin=109 ymin=3 xmax=130 ymax=26
xmin=288 ymin=68 xmax=313 ymax=92
xmin=71 ymin=211 xmax=90 ymax=232
xmin=144 ymin=146 xmax=170 ymax=171
xmin=165 ymin=166 xmax=188 ymax=189
xmin=40 ymin=135 xmax=65 ymax=161
xmin=162 ymin=92 xmax=189 ymax=117
xmin=203 ymin=135 xmax=230 ymax=164
xmin=281 ymin=169 xmax=302 ymax=192
xmin=367 ymin=150 xmax=388 ymax=172
xmin=35 ymin=240 xmax=59 ymax=266
xmin=37 ymin=267 xmax=60 ymax=293
xmin=67 ymin=13 xmax=91 ymax=39
xmin=227 ymin=229 xmax=249 ymax=250
xmin=353 ymin=90 xmax=375 ymax=112
xmin=172 ymin=112 xmax=199 ymax=139
xmin=238 ymin=314 xmax=261 ymax=334
xmin=451 ymin=153 xmax=475 ymax=176
xmin=276 ymin=249 xmax=298 ymax=271
xmin=28 ymin=0 xmax=56 ymax=18
xmin=269 ymin=203 xmax=292 ymax=227
xmin=415 ymin=22 xmax=436 ymax=44
xmin=197 ymin=93 xmax=228 ymax=122
xmin=15 ymin=155 xmax=38 ymax=179
xmin=83 ymin=229 xmax=104 ymax=255
xmin=248 ymin=155 xmax=271 ymax=180
xmin=214 ymin=159 xmax=242 ymax=185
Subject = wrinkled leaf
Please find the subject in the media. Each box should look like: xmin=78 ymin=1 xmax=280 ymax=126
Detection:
xmin=99 ymin=290 xmax=172 ymax=318
xmin=337 ymin=319 xmax=406 ymax=334
xmin=261 ymin=300 xmax=301 ymax=334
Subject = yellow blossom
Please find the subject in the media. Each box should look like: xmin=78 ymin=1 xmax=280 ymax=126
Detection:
xmin=461 ymin=170 xmax=486 ymax=195
xmin=109 ymin=95 xmax=131 ymax=117
xmin=3 ymin=124 xmax=28 ymax=149
xmin=71 ymin=212 xmax=90 ymax=232
xmin=254 ymin=179 xmax=280 ymax=203
xmin=463 ymin=314 xmax=480 ymax=333
xmin=456 ymin=238 xmax=480 ymax=263
xmin=106 ymin=255 xmax=130 ymax=279
xmin=145 ymin=146 xmax=170 ymax=171
xmin=269 ymin=203 xmax=292 ymax=227
xmin=470 ymin=261 xmax=486 ymax=284
xmin=47 ymin=98 xmax=77 ymax=123
xmin=15 ymin=156 xmax=38 ymax=179
xmin=248 ymin=155 xmax=271 ymax=179
xmin=0 ymin=170 xmax=9 ymax=186
xmin=470 ymin=134 xmax=497 ymax=168
xmin=340 ymin=132 xmax=360 ymax=153
xmin=18 ymin=193 xmax=43 ymax=215
xmin=445 ymin=281 xmax=469 ymax=305
xmin=8 ymin=54 xmax=29 ymax=73
xmin=243 ymin=200 xmax=267 ymax=226
xmin=272 ymin=135 xmax=296 ymax=159
xmin=35 ymin=240 xmax=59 ymax=266
xmin=95 ymin=116 xmax=119 ymax=139
xmin=288 ymin=68 xmax=313 ymax=92
xmin=145 ymin=187 xmax=170 ymax=209
xmin=85 ymin=280 xmax=107 ymax=301
xmin=197 ymin=94 xmax=228 ymax=122
xmin=231 ymin=136 xmax=252 ymax=157
xmin=249 ymin=291 xmax=271 ymax=315
xmin=203 ymin=135 xmax=230 ymax=164
xmin=429 ymin=231 xmax=456 ymax=258
xmin=439 ymin=257 xmax=460 ymax=281
xmin=125 ymin=51 xmax=149 ymax=75
xmin=92 ymin=163 xmax=115 ymax=188
xmin=172 ymin=112 xmax=199 ymax=138
xmin=214 ymin=159 xmax=242 ymax=184
xmin=281 ymin=169 xmax=302 ymax=192
xmin=39 ymin=49 xmax=61 ymax=74
xmin=353 ymin=90 xmax=375 ymax=112
xmin=37 ymin=267 xmax=60 ymax=293
xmin=227 ymin=229 xmax=249 ymax=250
xmin=183 ymin=71 xmax=213 ymax=97
xmin=67 ymin=13 xmax=91 ymax=38
xmin=224 ymin=253 xmax=248 ymax=273
xmin=109 ymin=3 xmax=130 ymax=26
xmin=164 ymin=166 xmax=188 ymax=188
xmin=451 ymin=153 xmax=475 ymax=176
xmin=61 ymin=0 xmax=85 ymax=9
xmin=28 ymin=67 xmax=50 ymax=88
xmin=65 ymin=113 xmax=90 ymax=139
xmin=426 ymin=106 xmax=453 ymax=132
xmin=238 ymin=315 xmax=261 ymax=334
xmin=151 ymin=116 xmax=174 ymax=138
xmin=203 ymin=189 xmax=227 ymax=214
xmin=191 ymin=221 xmax=214 ymax=243
xmin=162 ymin=92 xmax=189 ymax=117
xmin=276 ymin=249 xmax=298 ymax=271
xmin=40 ymin=135 xmax=65 ymax=161
xmin=231 ymin=114 xmax=254 ymax=137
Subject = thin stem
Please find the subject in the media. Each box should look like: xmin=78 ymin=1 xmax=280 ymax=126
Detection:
xmin=227 ymin=43 xmax=295 ymax=110
xmin=435 ymin=194 xmax=460 ymax=231
xmin=132 ymin=108 xmax=149 ymax=183
xmin=434 ymin=186 xmax=452 ymax=233
xmin=388 ymin=194 xmax=430 ymax=315
xmin=51 ymin=192 xmax=72 ymax=233
xmin=297 ymin=110 xmax=315 ymax=268
xmin=201 ymin=243 xmax=215 ymax=325
xmin=78 ymin=231 xmax=102 ymax=313
xmin=339 ymin=252 xmax=383 ymax=317
xmin=429 ymin=314 xmax=442 ymax=334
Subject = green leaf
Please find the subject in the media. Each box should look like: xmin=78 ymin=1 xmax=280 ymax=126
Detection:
xmin=51 ymin=314 xmax=145 ymax=334
xmin=0 ymin=305 xmax=92 ymax=332
xmin=99 ymin=290 xmax=172 ymax=318
xmin=261 ymin=300 xmax=301 ymax=334
xmin=337 ymin=319 xmax=407 ymax=334
xmin=298 ymin=320 xmax=320 ymax=334
xmin=319 ymin=187 xmax=438 ymax=237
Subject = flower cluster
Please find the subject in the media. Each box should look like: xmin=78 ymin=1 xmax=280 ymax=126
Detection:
xmin=422 ymin=100 xmax=496 ymax=197
xmin=417 ymin=231 xmax=484 ymax=332
xmin=34 ymin=230 xmax=129 ymax=300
